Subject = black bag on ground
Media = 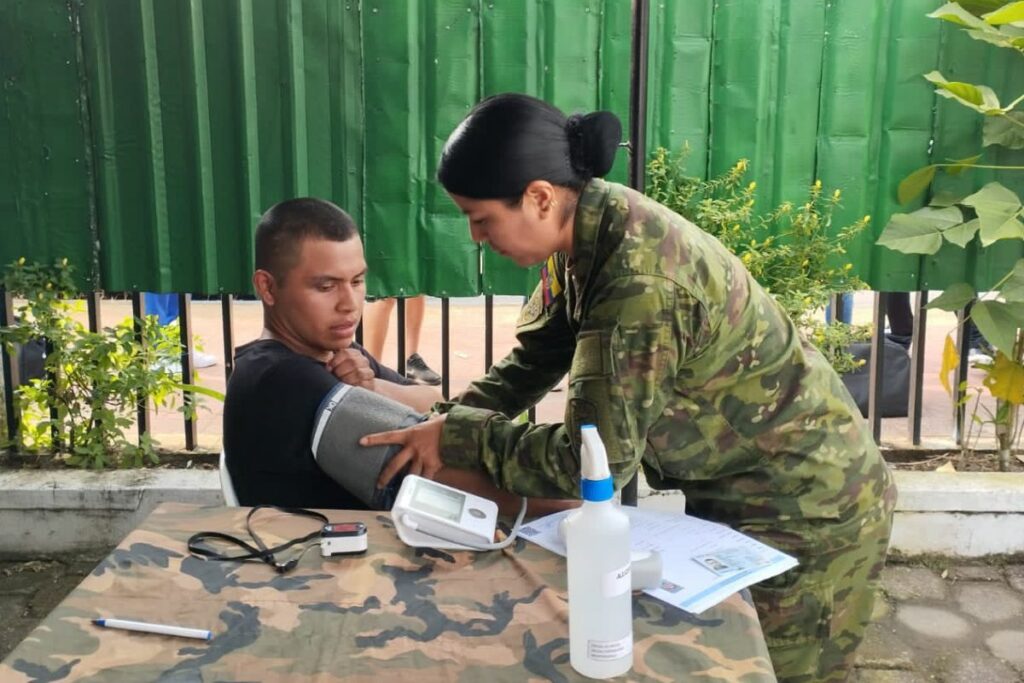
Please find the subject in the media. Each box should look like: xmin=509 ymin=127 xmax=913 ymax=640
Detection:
xmin=840 ymin=337 xmax=910 ymax=418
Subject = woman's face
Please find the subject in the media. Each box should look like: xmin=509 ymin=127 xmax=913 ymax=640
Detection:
xmin=448 ymin=183 xmax=572 ymax=267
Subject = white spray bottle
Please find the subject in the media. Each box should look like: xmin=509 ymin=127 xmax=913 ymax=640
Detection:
xmin=565 ymin=424 xmax=633 ymax=679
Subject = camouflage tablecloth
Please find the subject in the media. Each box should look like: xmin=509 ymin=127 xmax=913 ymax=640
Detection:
xmin=1 ymin=502 xmax=775 ymax=682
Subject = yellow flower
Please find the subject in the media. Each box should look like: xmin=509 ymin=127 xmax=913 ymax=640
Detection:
xmin=813 ymin=179 xmax=822 ymax=190
xmin=17 ymin=257 xmax=25 ymax=266
xmin=844 ymin=263 xmax=853 ymax=271
xmin=741 ymin=253 xmax=753 ymax=264
xmin=748 ymin=181 xmax=757 ymax=192
xmin=61 ymin=258 xmax=68 ymax=266
xmin=863 ymin=214 xmax=871 ymax=224
xmin=833 ymin=189 xmax=841 ymax=200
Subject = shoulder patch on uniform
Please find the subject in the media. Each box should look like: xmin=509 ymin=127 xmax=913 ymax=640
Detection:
xmin=541 ymin=254 xmax=562 ymax=307
xmin=517 ymin=286 xmax=544 ymax=327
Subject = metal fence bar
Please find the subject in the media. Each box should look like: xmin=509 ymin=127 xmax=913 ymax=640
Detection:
xmin=908 ymin=290 xmax=928 ymax=445
xmin=221 ymin=294 xmax=235 ymax=382
xmin=485 ymin=295 xmax=494 ymax=372
xmin=396 ymin=298 xmax=406 ymax=376
xmin=178 ymin=293 xmax=197 ymax=450
xmin=441 ymin=298 xmax=450 ymax=399
xmin=86 ymin=292 xmax=102 ymax=332
xmin=954 ymin=307 xmax=969 ymax=445
xmin=868 ymin=292 xmax=887 ymax=443
xmin=44 ymin=337 xmax=59 ymax=448
xmin=627 ymin=0 xmax=650 ymax=195
xmin=621 ymin=0 xmax=650 ymax=508
xmin=834 ymin=293 xmax=848 ymax=324
xmin=131 ymin=292 xmax=149 ymax=443
xmin=1 ymin=287 xmax=19 ymax=448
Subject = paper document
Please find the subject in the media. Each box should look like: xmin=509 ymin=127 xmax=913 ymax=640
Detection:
xmin=519 ymin=507 xmax=798 ymax=614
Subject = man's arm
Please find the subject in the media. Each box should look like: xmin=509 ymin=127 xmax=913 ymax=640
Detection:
xmin=371 ymin=379 xmax=441 ymax=413
xmin=328 ymin=345 xmax=441 ymax=413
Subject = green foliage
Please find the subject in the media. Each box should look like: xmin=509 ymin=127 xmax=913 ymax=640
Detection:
xmin=647 ymin=147 xmax=871 ymax=374
xmin=0 ymin=258 xmax=202 ymax=468
xmin=878 ymin=1 xmax=1024 ymax=469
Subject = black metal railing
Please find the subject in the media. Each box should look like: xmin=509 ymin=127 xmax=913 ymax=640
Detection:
xmin=0 ymin=287 xmax=983 ymax=510
xmin=0 ymin=288 xmax=960 ymax=450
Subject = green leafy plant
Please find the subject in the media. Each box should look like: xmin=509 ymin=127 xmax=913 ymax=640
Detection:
xmin=648 ymin=148 xmax=871 ymax=373
xmin=0 ymin=258 xmax=218 ymax=468
xmin=876 ymin=0 xmax=1024 ymax=470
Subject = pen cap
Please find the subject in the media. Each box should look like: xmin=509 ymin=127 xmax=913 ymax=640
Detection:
xmin=579 ymin=424 xmax=613 ymax=502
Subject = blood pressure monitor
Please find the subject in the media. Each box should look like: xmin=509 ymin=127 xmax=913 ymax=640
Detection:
xmin=391 ymin=475 xmax=499 ymax=550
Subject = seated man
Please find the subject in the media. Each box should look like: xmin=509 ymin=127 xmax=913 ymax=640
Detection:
xmin=224 ymin=197 xmax=571 ymax=514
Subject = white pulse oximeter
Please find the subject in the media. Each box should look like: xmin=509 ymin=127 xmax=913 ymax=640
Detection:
xmin=391 ymin=475 xmax=499 ymax=550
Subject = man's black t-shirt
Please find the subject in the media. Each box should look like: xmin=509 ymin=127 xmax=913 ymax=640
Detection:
xmin=223 ymin=339 xmax=410 ymax=509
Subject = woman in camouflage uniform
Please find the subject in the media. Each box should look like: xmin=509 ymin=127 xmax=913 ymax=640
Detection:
xmin=365 ymin=93 xmax=897 ymax=682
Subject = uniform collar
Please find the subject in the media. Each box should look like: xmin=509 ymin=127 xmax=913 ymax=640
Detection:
xmin=568 ymin=178 xmax=612 ymax=292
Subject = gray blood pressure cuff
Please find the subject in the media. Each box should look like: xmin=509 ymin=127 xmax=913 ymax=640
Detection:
xmin=311 ymin=384 xmax=426 ymax=510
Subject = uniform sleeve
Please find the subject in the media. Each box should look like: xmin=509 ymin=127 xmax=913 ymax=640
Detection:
xmin=441 ymin=275 xmax=707 ymax=499
xmin=436 ymin=280 xmax=575 ymax=419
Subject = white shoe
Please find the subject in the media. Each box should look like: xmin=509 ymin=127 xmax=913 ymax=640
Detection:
xmin=968 ymin=348 xmax=993 ymax=365
xmin=192 ymin=350 xmax=217 ymax=369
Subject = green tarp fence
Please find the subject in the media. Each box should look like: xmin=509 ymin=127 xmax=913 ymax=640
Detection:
xmin=2 ymin=0 xmax=1022 ymax=296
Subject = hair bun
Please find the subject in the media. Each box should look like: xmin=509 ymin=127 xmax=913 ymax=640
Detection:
xmin=566 ymin=111 xmax=622 ymax=178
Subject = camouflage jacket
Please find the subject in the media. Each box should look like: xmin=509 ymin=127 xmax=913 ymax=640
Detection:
xmin=440 ymin=179 xmax=893 ymax=531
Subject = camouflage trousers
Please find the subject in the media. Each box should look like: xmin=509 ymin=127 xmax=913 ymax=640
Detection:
xmin=744 ymin=477 xmax=897 ymax=683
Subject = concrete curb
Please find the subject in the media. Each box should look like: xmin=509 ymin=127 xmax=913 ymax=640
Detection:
xmin=0 ymin=470 xmax=222 ymax=557
xmin=889 ymin=471 xmax=1024 ymax=557
xmin=1 ymin=469 xmax=1022 ymax=557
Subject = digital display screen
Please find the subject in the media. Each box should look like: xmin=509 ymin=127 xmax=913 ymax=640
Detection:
xmin=412 ymin=479 xmax=465 ymax=522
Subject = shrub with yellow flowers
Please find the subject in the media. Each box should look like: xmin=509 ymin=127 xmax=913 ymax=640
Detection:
xmin=647 ymin=146 xmax=871 ymax=373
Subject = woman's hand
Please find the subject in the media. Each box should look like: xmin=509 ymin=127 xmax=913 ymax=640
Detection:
xmin=362 ymin=414 xmax=448 ymax=487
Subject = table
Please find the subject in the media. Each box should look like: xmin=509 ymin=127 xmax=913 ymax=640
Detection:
xmin=0 ymin=503 xmax=776 ymax=682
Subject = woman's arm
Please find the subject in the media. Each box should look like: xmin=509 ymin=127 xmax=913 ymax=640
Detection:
xmin=365 ymin=276 xmax=698 ymax=500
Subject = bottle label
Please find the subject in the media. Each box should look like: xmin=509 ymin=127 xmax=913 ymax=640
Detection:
xmin=588 ymin=633 xmax=633 ymax=661
xmin=602 ymin=562 xmax=631 ymax=597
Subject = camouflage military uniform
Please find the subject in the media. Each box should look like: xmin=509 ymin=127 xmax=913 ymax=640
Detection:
xmin=439 ymin=179 xmax=897 ymax=682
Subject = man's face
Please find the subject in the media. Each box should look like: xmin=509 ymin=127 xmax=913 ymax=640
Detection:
xmin=262 ymin=237 xmax=367 ymax=354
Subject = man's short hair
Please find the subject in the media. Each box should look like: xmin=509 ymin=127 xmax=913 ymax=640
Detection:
xmin=255 ymin=198 xmax=359 ymax=281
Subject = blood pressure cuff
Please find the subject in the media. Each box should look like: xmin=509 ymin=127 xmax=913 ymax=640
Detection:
xmin=311 ymin=384 xmax=425 ymax=510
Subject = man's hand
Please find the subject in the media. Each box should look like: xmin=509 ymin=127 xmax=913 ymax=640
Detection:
xmin=326 ymin=348 xmax=375 ymax=389
xmin=362 ymin=414 xmax=447 ymax=487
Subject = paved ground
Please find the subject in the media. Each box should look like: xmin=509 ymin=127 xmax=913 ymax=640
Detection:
xmin=1 ymin=552 xmax=1021 ymax=680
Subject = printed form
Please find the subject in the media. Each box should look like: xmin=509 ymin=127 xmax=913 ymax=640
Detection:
xmin=519 ymin=507 xmax=798 ymax=614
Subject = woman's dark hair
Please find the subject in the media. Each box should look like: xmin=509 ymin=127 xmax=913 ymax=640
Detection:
xmin=437 ymin=93 xmax=622 ymax=200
